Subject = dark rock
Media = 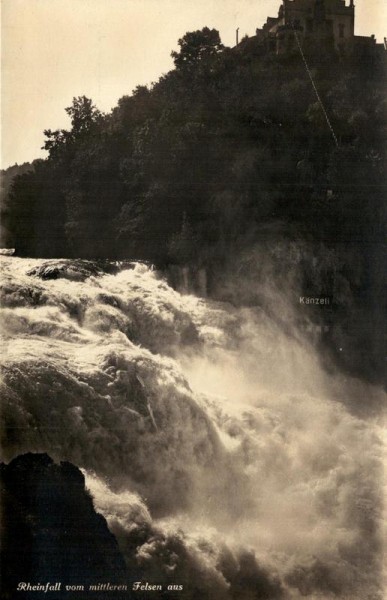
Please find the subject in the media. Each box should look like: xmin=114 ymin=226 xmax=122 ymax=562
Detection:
xmin=0 ymin=453 xmax=129 ymax=599
xmin=27 ymin=260 xmax=121 ymax=281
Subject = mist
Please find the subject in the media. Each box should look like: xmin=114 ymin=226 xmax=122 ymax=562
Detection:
xmin=1 ymin=256 xmax=385 ymax=599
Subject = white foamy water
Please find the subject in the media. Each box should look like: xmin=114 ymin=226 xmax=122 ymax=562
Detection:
xmin=1 ymin=257 xmax=385 ymax=599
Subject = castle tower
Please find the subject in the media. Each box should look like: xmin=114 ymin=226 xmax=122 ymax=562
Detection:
xmin=281 ymin=0 xmax=356 ymax=53
xmin=254 ymin=0 xmax=360 ymax=57
xmin=250 ymin=0 xmax=384 ymax=59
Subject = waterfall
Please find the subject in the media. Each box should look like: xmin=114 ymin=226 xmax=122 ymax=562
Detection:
xmin=1 ymin=256 xmax=384 ymax=599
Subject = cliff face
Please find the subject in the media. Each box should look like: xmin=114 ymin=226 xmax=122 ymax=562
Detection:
xmin=0 ymin=453 xmax=128 ymax=599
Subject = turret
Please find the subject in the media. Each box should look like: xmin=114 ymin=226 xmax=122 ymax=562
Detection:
xmin=349 ymin=0 xmax=355 ymax=37
xmin=314 ymin=0 xmax=326 ymax=24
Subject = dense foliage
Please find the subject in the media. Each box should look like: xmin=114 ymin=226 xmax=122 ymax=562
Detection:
xmin=2 ymin=30 xmax=386 ymax=383
xmin=4 ymin=31 xmax=385 ymax=262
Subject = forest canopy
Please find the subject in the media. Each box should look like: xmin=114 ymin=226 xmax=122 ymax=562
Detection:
xmin=2 ymin=28 xmax=385 ymax=263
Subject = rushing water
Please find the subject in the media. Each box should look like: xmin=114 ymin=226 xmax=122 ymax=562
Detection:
xmin=0 ymin=257 xmax=385 ymax=599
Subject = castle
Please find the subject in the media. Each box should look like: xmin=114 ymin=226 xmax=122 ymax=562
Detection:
xmin=249 ymin=0 xmax=384 ymax=56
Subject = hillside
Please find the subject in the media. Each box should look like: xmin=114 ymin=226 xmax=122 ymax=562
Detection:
xmin=0 ymin=161 xmax=35 ymax=247
xmin=2 ymin=28 xmax=386 ymax=384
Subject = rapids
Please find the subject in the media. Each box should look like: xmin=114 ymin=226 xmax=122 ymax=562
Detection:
xmin=0 ymin=257 xmax=385 ymax=599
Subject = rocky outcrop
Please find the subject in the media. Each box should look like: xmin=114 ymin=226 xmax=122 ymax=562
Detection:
xmin=0 ymin=453 xmax=128 ymax=599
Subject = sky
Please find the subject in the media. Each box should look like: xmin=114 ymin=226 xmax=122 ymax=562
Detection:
xmin=1 ymin=0 xmax=386 ymax=168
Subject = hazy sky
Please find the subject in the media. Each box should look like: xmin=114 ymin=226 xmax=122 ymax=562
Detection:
xmin=1 ymin=0 xmax=386 ymax=168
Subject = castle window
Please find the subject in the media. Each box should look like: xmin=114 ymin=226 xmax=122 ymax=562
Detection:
xmin=339 ymin=24 xmax=345 ymax=38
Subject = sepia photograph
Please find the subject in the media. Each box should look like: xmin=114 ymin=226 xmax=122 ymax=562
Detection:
xmin=1 ymin=1 xmax=386 ymax=598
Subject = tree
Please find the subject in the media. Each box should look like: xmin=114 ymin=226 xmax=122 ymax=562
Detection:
xmin=7 ymin=160 xmax=67 ymax=256
xmin=42 ymin=96 xmax=102 ymax=161
xmin=171 ymin=28 xmax=224 ymax=71
xmin=65 ymin=96 xmax=102 ymax=135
